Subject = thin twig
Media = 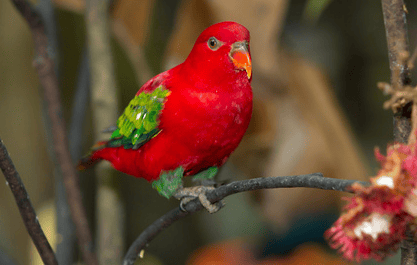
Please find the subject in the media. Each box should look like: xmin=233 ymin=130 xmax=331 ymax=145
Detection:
xmin=0 ymin=138 xmax=58 ymax=265
xmin=34 ymin=0 xmax=59 ymax=74
xmin=69 ymin=48 xmax=90 ymax=162
xmin=56 ymin=48 xmax=90 ymax=265
xmin=123 ymin=173 xmax=368 ymax=265
xmin=9 ymin=0 xmax=98 ymax=264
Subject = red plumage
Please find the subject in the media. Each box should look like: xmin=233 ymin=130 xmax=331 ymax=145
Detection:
xmin=80 ymin=21 xmax=252 ymax=182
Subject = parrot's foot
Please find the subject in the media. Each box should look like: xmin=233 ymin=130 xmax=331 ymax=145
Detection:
xmin=174 ymin=186 xmax=223 ymax=214
xmin=192 ymin=167 xmax=218 ymax=186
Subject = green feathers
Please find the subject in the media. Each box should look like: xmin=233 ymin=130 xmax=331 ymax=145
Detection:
xmin=109 ymin=86 xmax=170 ymax=149
xmin=192 ymin=167 xmax=218 ymax=181
xmin=152 ymin=166 xmax=184 ymax=199
xmin=152 ymin=166 xmax=218 ymax=199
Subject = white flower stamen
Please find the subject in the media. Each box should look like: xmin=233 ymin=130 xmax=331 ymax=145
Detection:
xmin=375 ymin=175 xmax=394 ymax=188
xmin=354 ymin=213 xmax=391 ymax=240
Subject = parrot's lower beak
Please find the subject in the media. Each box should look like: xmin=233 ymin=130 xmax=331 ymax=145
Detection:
xmin=230 ymin=42 xmax=252 ymax=79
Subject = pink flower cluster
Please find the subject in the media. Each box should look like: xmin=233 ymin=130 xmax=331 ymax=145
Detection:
xmin=325 ymin=143 xmax=417 ymax=262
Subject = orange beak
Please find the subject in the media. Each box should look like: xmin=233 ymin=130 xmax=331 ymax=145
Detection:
xmin=230 ymin=42 xmax=252 ymax=79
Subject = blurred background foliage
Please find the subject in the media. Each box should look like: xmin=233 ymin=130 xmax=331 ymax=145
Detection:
xmin=1 ymin=0 xmax=417 ymax=264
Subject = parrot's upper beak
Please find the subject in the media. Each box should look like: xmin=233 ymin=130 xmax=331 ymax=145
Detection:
xmin=230 ymin=41 xmax=252 ymax=79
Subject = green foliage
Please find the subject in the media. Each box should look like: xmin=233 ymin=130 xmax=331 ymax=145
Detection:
xmin=110 ymin=86 xmax=170 ymax=149
xmin=152 ymin=166 xmax=184 ymax=199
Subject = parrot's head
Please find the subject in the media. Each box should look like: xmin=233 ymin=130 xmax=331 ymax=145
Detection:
xmin=184 ymin=21 xmax=252 ymax=88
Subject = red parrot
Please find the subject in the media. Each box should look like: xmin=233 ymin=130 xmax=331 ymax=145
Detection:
xmin=79 ymin=21 xmax=252 ymax=205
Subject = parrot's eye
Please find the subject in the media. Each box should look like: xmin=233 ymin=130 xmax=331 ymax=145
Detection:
xmin=208 ymin=37 xmax=219 ymax=50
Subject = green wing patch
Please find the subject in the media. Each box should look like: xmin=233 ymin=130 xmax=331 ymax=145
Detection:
xmin=108 ymin=86 xmax=170 ymax=149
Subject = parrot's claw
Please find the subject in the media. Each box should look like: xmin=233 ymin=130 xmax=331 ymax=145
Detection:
xmin=174 ymin=186 xmax=223 ymax=214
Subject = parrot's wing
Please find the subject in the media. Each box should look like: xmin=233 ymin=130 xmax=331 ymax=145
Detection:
xmin=106 ymin=85 xmax=171 ymax=149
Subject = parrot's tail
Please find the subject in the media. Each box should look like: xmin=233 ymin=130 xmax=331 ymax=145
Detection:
xmin=77 ymin=141 xmax=108 ymax=170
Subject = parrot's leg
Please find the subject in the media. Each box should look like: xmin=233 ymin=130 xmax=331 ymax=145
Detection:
xmin=191 ymin=166 xmax=218 ymax=186
xmin=153 ymin=166 xmax=223 ymax=213
xmin=174 ymin=186 xmax=224 ymax=214
xmin=152 ymin=167 xmax=184 ymax=199
xmin=177 ymin=167 xmax=221 ymax=213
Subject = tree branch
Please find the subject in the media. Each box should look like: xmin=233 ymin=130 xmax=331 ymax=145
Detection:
xmin=32 ymin=0 xmax=77 ymax=264
xmin=382 ymin=0 xmax=411 ymax=89
xmin=123 ymin=173 xmax=368 ymax=265
xmin=58 ymin=47 xmax=90 ymax=265
xmin=85 ymin=0 xmax=124 ymax=263
xmin=0 ymin=138 xmax=57 ymax=265
xmin=9 ymin=0 xmax=97 ymax=264
xmin=381 ymin=0 xmax=412 ymax=143
xmin=381 ymin=1 xmax=415 ymax=265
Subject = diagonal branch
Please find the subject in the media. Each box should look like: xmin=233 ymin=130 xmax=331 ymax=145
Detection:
xmin=9 ymin=0 xmax=97 ymax=264
xmin=123 ymin=173 xmax=368 ymax=265
xmin=0 ymin=138 xmax=57 ymax=265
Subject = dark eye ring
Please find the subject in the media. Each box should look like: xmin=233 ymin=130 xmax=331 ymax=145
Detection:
xmin=208 ymin=37 xmax=218 ymax=50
